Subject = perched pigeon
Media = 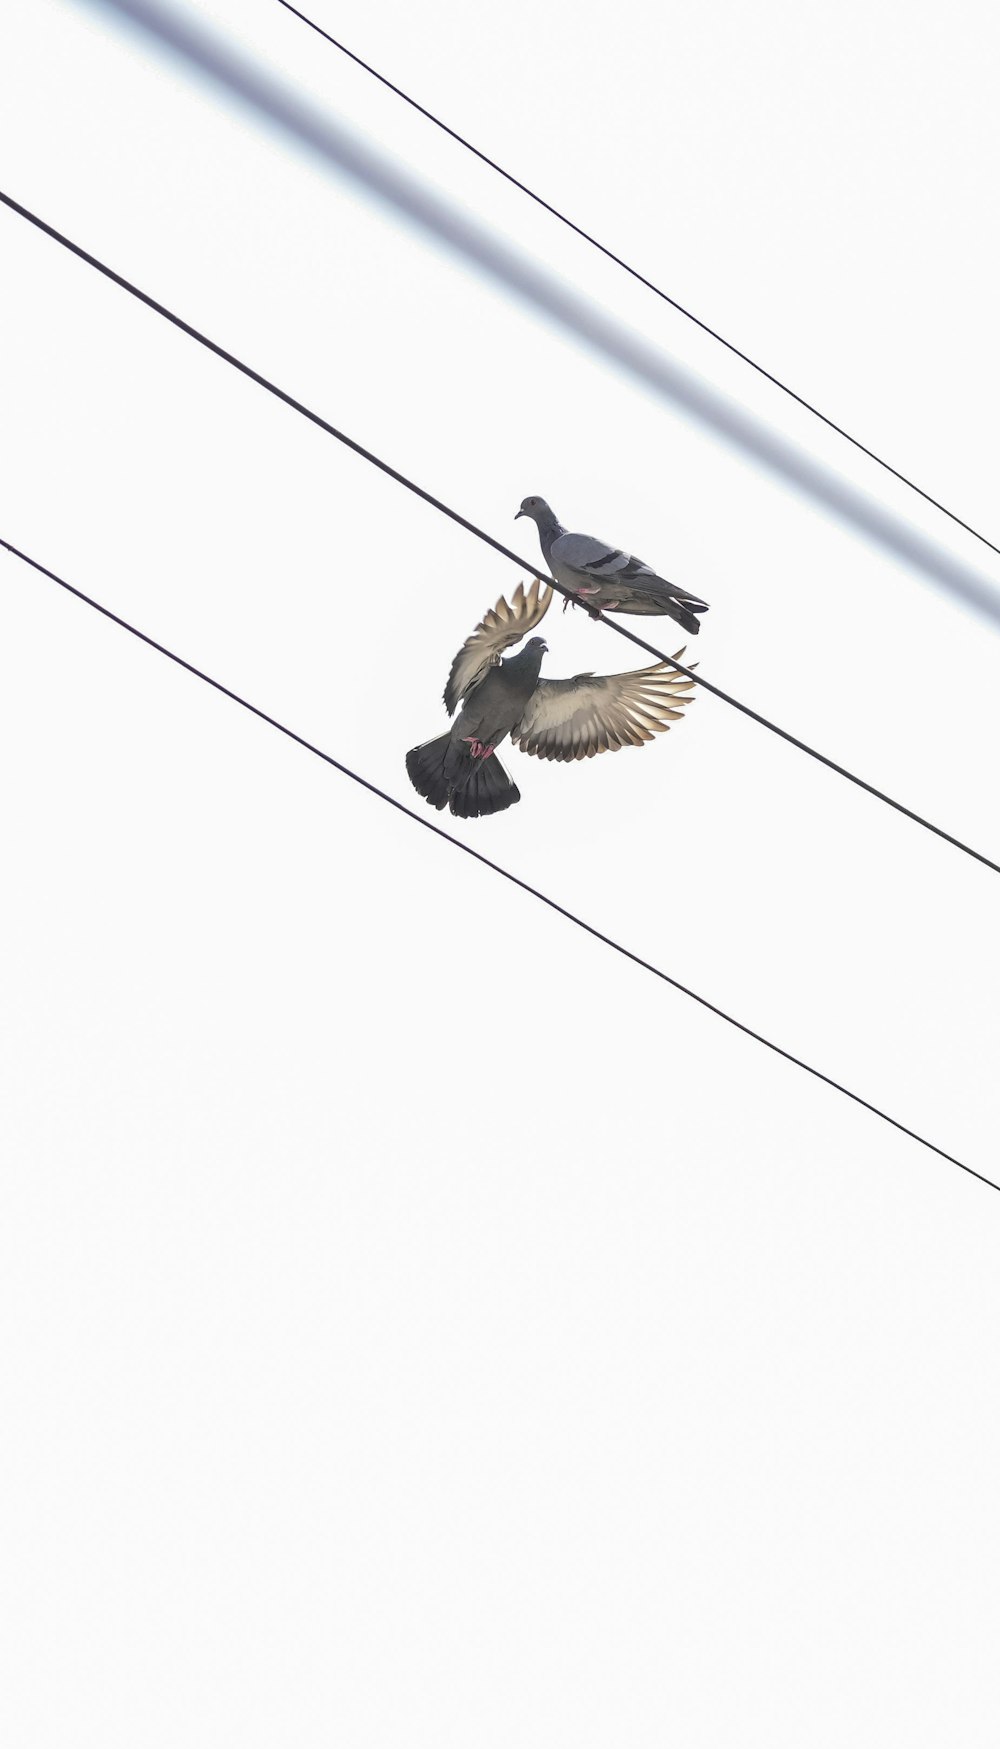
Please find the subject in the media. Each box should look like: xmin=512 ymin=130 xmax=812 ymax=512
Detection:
xmin=516 ymin=495 xmax=709 ymax=633
xmin=406 ymin=578 xmax=696 ymax=819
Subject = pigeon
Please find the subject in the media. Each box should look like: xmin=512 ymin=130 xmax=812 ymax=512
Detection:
xmin=406 ymin=578 xmax=697 ymax=819
xmin=516 ymin=495 xmax=709 ymax=633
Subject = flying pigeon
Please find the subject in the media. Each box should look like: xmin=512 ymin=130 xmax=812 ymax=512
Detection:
xmin=516 ymin=495 xmax=709 ymax=633
xmin=406 ymin=578 xmax=696 ymax=819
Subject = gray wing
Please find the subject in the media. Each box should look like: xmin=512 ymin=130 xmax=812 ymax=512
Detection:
xmin=443 ymin=578 xmax=552 ymax=716
xmin=550 ymin=530 xmax=640 ymax=582
xmin=511 ymin=656 xmax=696 ymax=762
xmin=551 ymin=530 xmax=707 ymax=605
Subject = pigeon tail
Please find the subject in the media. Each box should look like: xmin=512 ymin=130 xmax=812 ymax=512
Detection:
xmin=405 ymin=735 xmax=520 ymax=818
xmin=406 ymin=732 xmax=453 ymax=809
xmin=664 ymin=599 xmax=704 ymax=637
xmin=450 ymin=749 xmax=520 ymax=818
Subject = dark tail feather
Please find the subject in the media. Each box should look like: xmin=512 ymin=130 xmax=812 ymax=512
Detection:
xmin=613 ymin=584 xmax=708 ymax=631
xmin=450 ymin=750 xmax=520 ymax=819
xmin=406 ymin=732 xmax=452 ymax=810
xmin=668 ymin=600 xmax=705 ymax=636
xmin=405 ymin=736 xmax=521 ymax=818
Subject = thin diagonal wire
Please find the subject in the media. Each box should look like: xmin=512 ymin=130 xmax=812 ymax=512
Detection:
xmin=2 ymin=531 xmax=993 ymax=1194
xmin=275 ymin=0 xmax=1000 ymax=565
xmin=3 ymin=185 xmax=998 ymax=879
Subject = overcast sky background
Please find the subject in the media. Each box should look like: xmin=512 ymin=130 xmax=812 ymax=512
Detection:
xmin=3 ymin=1 xmax=1000 ymax=1743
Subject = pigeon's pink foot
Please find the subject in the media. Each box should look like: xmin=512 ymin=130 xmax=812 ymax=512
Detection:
xmin=463 ymin=737 xmax=494 ymax=759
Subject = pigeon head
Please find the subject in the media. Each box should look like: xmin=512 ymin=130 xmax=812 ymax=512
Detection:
xmin=503 ymin=634 xmax=548 ymax=676
xmin=515 ymin=495 xmax=554 ymax=524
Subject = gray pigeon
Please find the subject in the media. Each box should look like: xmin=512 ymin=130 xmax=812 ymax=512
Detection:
xmin=516 ymin=495 xmax=709 ymax=633
xmin=406 ymin=579 xmax=697 ymax=819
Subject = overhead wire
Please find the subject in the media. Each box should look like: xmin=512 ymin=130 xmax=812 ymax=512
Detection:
xmin=72 ymin=0 xmax=1000 ymax=625
xmin=2 ymin=530 xmax=994 ymax=1196
xmin=274 ymin=0 xmax=1000 ymax=568
xmin=3 ymin=185 xmax=998 ymax=881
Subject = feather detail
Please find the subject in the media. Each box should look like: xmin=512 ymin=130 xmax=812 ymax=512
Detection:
xmin=511 ymin=654 xmax=696 ymax=762
xmin=443 ymin=578 xmax=553 ymax=715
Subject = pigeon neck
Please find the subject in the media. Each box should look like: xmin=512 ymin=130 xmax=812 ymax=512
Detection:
xmin=535 ymin=511 xmax=565 ymax=557
xmin=505 ymin=644 xmax=546 ymax=685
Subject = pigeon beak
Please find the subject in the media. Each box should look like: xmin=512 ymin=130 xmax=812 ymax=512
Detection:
xmin=514 ymin=510 xmax=525 ymax=520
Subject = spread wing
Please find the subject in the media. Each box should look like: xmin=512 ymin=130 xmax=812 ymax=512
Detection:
xmin=444 ymin=578 xmax=552 ymax=715
xmin=511 ymin=655 xmax=696 ymax=761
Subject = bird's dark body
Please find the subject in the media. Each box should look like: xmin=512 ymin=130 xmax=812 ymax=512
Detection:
xmin=445 ymin=648 xmax=544 ymax=774
xmin=407 ymin=642 xmax=546 ymax=819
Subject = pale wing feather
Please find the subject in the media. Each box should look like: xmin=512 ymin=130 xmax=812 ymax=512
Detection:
xmin=443 ymin=578 xmax=553 ymax=715
xmin=511 ymin=655 xmax=696 ymax=762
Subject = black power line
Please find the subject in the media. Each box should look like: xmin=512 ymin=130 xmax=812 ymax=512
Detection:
xmin=3 ymin=185 xmax=998 ymax=880
xmin=2 ymin=530 xmax=993 ymax=1196
xmin=275 ymin=0 xmax=1000 ymax=568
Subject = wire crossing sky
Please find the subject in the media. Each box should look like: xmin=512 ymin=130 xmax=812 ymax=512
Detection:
xmin=84 ymin=0 xmax=1000 ymax=627
xmin=2 ymin=184 xmax=998 ymax=882
xmin=7 ymin=7 xmax=1000 ymax=1738
xmin=274 ymin=0 xmax=1000 ymax=570
xmin=3 ymin=531 xmax=994 ymax=1195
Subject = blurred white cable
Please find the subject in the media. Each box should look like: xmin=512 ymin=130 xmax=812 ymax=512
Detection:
xmin=80 ymin=0 xmax=1000 ymax=627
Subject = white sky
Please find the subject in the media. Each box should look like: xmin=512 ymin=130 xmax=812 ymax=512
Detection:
xmin=2 ymin=1 xmax=1000 ymax=1742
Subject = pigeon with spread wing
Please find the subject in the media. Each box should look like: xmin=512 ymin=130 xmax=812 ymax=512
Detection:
xmin=406 ymin=579 xmax=696 ymax=819
xmin=516 ymin=495 xmax=709 ymax=633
